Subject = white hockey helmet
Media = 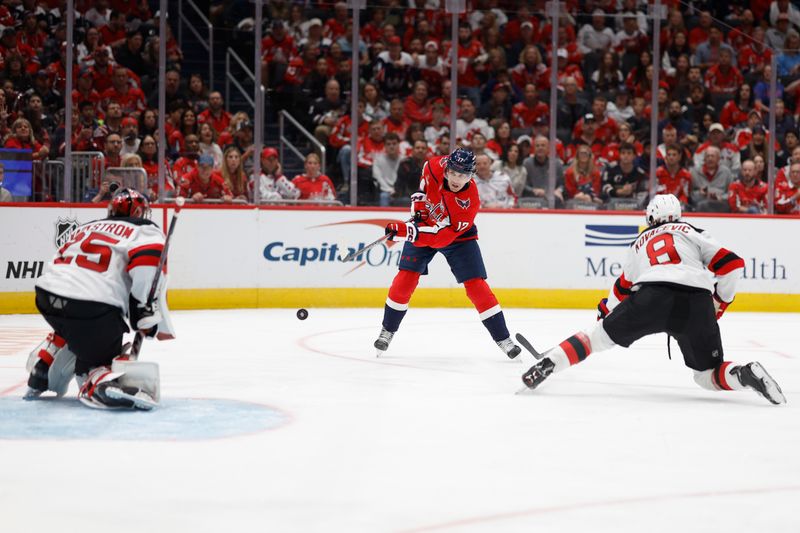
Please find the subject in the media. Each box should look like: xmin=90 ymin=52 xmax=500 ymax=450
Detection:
xmin=645 ymin=194 xmax=682 ymax=227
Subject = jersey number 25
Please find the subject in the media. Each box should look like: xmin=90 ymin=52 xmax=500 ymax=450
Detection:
xmin=54 ymin=231 xmax=120 ymax=273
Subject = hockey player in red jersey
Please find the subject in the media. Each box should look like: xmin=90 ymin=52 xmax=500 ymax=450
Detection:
xmin=25 ymin=188 xmax=174 ymax=410
xmin=520 ymin=194 xmax=785 ymax=405
xmin=374 ymin=148 xmax=521 ymax=359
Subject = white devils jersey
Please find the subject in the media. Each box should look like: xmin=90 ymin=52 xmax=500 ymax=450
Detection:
xmin=607 ymin=221 xmax=744 ymax=311
xmin=37 ymin=218 xmax=166 ymax=314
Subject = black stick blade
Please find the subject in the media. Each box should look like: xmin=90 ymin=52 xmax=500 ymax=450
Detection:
xmin=515 ymin=333 xmax=544 ymax=360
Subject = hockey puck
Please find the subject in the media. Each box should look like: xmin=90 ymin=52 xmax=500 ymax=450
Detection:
xmin=296 ymin=308 xmax=308 ymax=320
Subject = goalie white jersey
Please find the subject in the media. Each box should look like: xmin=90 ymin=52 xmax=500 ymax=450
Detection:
xmin=37 ymin=217 xmax=169 ymax=324
xmin=607 ymin=221 xmax=745 ymax=311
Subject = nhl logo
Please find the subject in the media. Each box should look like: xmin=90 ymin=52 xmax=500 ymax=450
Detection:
xmin=456 ymin=197 xmax=470 ymax=210
xmin=54 ymin=217 xmax=79 ymax=249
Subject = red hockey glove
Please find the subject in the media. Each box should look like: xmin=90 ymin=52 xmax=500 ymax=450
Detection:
xmin=410 ymin=192 xmax=429 ymax=222
xmin=713 ymin=294 xmax=730 ymax=320
xmin=386 ymin=221 xmax=418 ymax=242
xmin=597 ymin=298 xmax=610 ymax=320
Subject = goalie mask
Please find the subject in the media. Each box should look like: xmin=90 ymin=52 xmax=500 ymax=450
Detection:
xmin=645 ymin=194 xmax=681 ymax=227
xmin=109 ymin=188 xmax=150 ymax=219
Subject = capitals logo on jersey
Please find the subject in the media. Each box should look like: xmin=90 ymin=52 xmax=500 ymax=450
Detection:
xmin=456 ymin=197 xmax=471 ymax=210
xmin=54 ymin=218 xmax=80 ymax=249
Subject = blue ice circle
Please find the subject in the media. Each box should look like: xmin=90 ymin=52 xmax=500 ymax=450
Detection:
xmin=0 ymin=397 xmax=289 ymax=440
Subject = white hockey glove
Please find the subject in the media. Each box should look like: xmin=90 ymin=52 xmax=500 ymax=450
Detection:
xmin=130 ymin=296 xmax=161 ymax=337
xmin=713 ymin=293 xmax=730 ymax=320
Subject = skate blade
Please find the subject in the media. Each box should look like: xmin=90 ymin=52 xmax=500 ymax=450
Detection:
xmin=78 ymin=395 xmax=123 ymax=410
xmin=751 ymin=363 xmax=787 ymax=405
xmin=105 ymin=388 xmax=158 ymax=410
xmin=515 ymin=385 xmax=536 ymax=395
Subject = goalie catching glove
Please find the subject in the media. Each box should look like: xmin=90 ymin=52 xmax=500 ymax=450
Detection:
xmin=130 ymin=295 xmax=161 ymax=337
xmin=385 ymin=221 xmax=418 ymax=242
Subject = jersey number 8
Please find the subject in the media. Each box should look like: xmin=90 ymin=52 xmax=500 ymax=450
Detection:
xmin=645 ymin=233 xmax=681 ymax=266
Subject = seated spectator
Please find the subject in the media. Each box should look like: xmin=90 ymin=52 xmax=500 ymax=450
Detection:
xmin=568 ymin=113 xmax=604 ymax=162
xmin=777 ymin=31 xmax=800 ymax=78
xmin=523 ymin=135 xmax=564 ymax=204
xmin=423 ymin=103 xmax=449 ymax=146
xmin=456 ymin=99 xmax=494 ymax=146
xmin=185 ymin=73 xmax=209 ymax=115
xmin=655 ymin=143 xmax=692 ymax=206
xmin=776 ymin=145 xmax=800 ymax=186
xmin=292 ymin=153 xmax=336 ymax=201
xmin=93 ymin=101 xmax=123 ymax=148
xmin=198 ymin=91 xmax=232 ymax=135
xmin=173 ymin=134 xmax=201 ymax=178
xmin=99 ymin=10 xmax=127 ymax=48
xmin=198 ymin=122 xmax=223 ymax=169
xmin=753 ymin=154 xmax=767 ymax=184
xmin=487 ymin=121 xmax=513 ymax=160
xmin=375 ymin=35 xmax=414 ymax=101
xmin=469 ymin=132 xmax=497 ymax=161
xmin=555 ymin=77 xmax=588 ymax=141
xmin=231 ymin=119 xmax=255 ymax=175
xmin=251 ymin=147 xmax=301 ymax=202
xmin=775 ymin=161 xmax=800 ymax=214
xmin=564 ymin=144 xmax=602 ymax=204
xmin=119 ymin=117 xmax=140 ymax=157
xmin=220 ymin=146 xmax=248 ymax=201
xmin=404 ymin=81 xmax=432 ymax=125
xmin=694 ymin=123 xmax=741 ymax=174
xmin=400 ymin=122 xmax=427 ymax=158
xmin=601 ymin=143 xmax=646 ymax=202
xmin=614 ymin=12 xmax=649 ymax=74
xmin=474 ymin=153 xmax=516 ymax=209
xmin=310 ymin=79 xmax=346 ymax=144
xmin=655 ymin=124 xmax=689 ymax=166
xmin=729 ymin=159 xmax=768 ymax=214
xmin=573 ymin=95 xmax=618 ymax=145
xmin=511 ymin=83 xmax=549 ymax=136
xmin=578 ymin=9 xmax=615 ymax=57
xmin=101 ymin=67 xmax=146 ymax=117
xmin=659 ymin=100 xmax=693 ymax=139
xmin=690 ymin=145 xmax=733 ymax=212
xmin=139 ymin=108 xmax=158 ymax=138
xmin=396 ymin=140 xmax=428 ymax=200
xmin=738 ymin=123 xmax=769 ymax=160
xmin=704 ymin=47 xmax=742 ymax=107
xmin=372 ymin=132 xmax=402 ymax=206
xmin=590 ymin=51 xmax=623 ymax=94
xmin=770 ymin=0 xmax=800 ymax=27
xmin=180 ymin=154 xmax=232 ymax=203
xmin=382 ymin=98 xmax=409 ymax=138
xmin=101 ymin=131 xmax=122 ymax=168
xmin=492 ymin=144 xmax=526 ymax=197
xmin=720 ymin=84 xmax=756 ymax=130
xmin=693 ymin=27 xmax=734 ymax=70
xmin=606 ymin=88 xmax=634 ymax=125
xmin=114 ymin=30 xmax=147 ymax=78
xmin=478 ymin=82 xmax=512 ymax=128
xmin=740 ymin=27 xmax=774 ymax=79
xmin=362 ymin=82 xmax=390 ymax=121
xmin=0 ymin=163 xmax=12 ymax=201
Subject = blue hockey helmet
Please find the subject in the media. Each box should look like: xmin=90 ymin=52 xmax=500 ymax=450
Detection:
xmin=446 ymin=148 xmax=476 ymax=176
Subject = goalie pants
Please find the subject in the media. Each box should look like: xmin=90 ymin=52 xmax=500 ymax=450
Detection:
xmin=35 ymin=287 xmax=129 ymax=376
xmin=602 ymin=283 xmax=724 ymax=372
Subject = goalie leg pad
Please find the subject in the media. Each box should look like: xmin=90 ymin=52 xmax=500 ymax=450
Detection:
xmin=25 ymin=333 xmax=75 ymax=397
xmin=111 ymin=358 xmax=161 ymax=403
xmin=78 ymin=360 xmax=159 ymax=410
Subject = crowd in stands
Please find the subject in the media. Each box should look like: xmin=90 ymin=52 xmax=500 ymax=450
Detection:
xmin=0 ymin=1 xmax=799 ymax=215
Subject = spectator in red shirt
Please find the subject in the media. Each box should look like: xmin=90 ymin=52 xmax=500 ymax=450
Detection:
xmin=655 ymin=144 xmax=692 ymax=205
xmin=511 ymin=83 xmax=549 ymax=136
xmin=292 ymin=153 xmax=336 ymax=201
xmin=382 ymin=98 xmax=409 ymax=138
xmin=564 ymin=144 xmax=602 ymax=205
xmin=729 ymin=159 xmax=768 ymax=214
xmin=688 ymin=11 xmax=712 ymax=50
xmin=404 ymin=81 xmax=432 ymax=125
xmin=101 ymin=67 xmax=146 ymax=117
xmin=324 ymin=2 xmax=348 ymax=40
xmin=197 ymin=91 xmax=231 ymax=135
xmin=180 ymin=154 xmax=233 ymax=203
xmin=720 ymin=84 xmax=755 ymax=130
xmin=173 ymin=134 xmax=200 ymax=179
xmin=102 ymin=132 xmax=123 ymax=168
xmin=704 ymin=48 xmax=743 ymax=101
xmin=19 ymin=12 xmax=45 ymax=54
xmin=90 ymin=46 xmax=115 ymax=93
xmin=5 ymin=117 xmax=48 ymax=159
xmin=454 ymin=20 xmax=486 ymax=104
xmin=0 ymin=28 xmax=39 ymax=75
xmin=100 ymin=10 xmax=127 ymax=48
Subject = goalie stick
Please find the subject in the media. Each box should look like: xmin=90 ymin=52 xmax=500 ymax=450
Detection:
xmin=130 ymin=197 xmax=184 ymax=360
xmin=515 ymin=333 xmax=544 ymax=360
xmin=339 ymin=217 xmax=414 ymax=262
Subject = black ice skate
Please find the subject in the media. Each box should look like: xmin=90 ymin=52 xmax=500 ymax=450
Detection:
xmin=522 ymin=357 xmax=556 ymax=390
xmin=497 ymin=337 xmax=521 ymax=359
xmin=732 ymin=362 xmax=787 ymax=405
xmin=23 ymin=360 xmax=49 ymax=400
xmin=374 ymin=327 xmax=394 ymax=357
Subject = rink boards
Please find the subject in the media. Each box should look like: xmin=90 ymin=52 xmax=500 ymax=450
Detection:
xmin=1 ymin=204 xmax=799 ymax=313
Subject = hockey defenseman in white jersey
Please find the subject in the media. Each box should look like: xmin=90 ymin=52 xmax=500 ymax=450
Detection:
xmin=520 ymin=194 xmax=786 ymax=405
xmin=25 ymin=188 xmax=174 ymax=410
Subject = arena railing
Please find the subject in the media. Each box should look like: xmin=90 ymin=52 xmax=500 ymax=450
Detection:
xmin=225 ymin=48 xmax=255 ymax=109
xmin=104 ymin=167 xmax=148 ymax=193
xmin=69 ymin=152 xmax=105 ymax=202
xmin=279 ymin=110 xmax=326 ymax=179
xmin=177 ymin=0 xmax=214 ymax=90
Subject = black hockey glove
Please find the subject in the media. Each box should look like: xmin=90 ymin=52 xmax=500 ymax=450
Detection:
xmin=129 ymin=295 xmax=161 ymax=337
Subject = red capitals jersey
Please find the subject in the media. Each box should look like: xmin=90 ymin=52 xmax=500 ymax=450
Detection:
xmin=511 ymin=101 xmax=549 ymax=129
xmin=728 ymin=179 xmax=768 ymax=212
xmin=415 ymin=155 xmax=481 ymax=249
xmin=655 ymin=166 xmax=692 ymax=204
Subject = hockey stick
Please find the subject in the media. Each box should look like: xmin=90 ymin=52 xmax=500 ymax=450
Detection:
xmin=129 ymin=197 xmax=185 ymax=360
xmin=515 ymin=333 xmax=544 ymax=360
xmin=339 ymin=217 xmax=414 ymax=262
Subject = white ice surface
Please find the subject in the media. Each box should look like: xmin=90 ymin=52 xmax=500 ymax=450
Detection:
xmin=1 ymin=308 xmax=799 ymax=533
